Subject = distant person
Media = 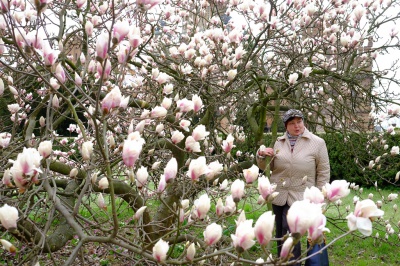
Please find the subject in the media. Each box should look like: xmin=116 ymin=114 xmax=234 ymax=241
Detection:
xmin=256 ymin=109 xmax=330 ymax=266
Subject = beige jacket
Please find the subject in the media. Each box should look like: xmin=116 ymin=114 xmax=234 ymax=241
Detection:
xmin=257 ymin=128 xmax=330 ymax=206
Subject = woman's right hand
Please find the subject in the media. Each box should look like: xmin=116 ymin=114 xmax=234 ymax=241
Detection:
xmin=258 ymin=145 xmax=274 ymax=157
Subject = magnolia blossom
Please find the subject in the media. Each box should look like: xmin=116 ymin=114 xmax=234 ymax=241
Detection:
xmin=192 ymin=125 xmax=209 ymax=141
xmin=152 ymin=239 xmax=169 ymax=263
xmin=112 ymin=20 xmax=130 ymax=44
xmin=187 ymin=156 xmax=208 ymax=181
xmin=136 ymin=166 xmax=148 ymax=188
xmin=134 ymin=206 xmax=147 ymax=220
xmin=287 ymin=200 xmax=322 ymax=235
xmin=219 ymin=179 xmax=228 ymax=190
xmin=288 ymin=73 xmax=298 ymax=85
xmin=205 ymin=160 xmax=223 ymax=180
xmin=231 ymin=179 xmax=245 ymax=202
xmin=122 ymin=137 xmax=144 ymax=168
xmin=304 ymin=186 xmax=325 ymax=204
xmin=192 ymin=94 xmax=203 ymax=113
xmin=254 ymin=211 xmax=275 ymax=246
xmin=308 ymin=213 xmax=330 ymax=243
xmin=176 ymin=98 xmax=194 ymax=113
xmin=224 ymin=195 xmax=236 ymax=214
xmin=243 ymin=164 xmax=259 ymax=184
xmin=0 ymin=204 xmax=19 ymax=230
xmin=157 ymin=174 xmax=167 ymax=193
xmin=390 ymin=146 xmax=399 ymax=156
xmin=185 ymin=136 xmax=201 ymax=153
xmin=9 ymin=147 xmax=42 ymax=192
xmin=302 ymin=67 xmax=312 ymax=77
xmin=227 ymin=69 xmax=237 ymax=81
xmin=198 ymin=221 xmax=220 ymax=248
xmin=97 ymin=193 xmax=107 ymax=210
xmin=193 ymin=194 xmax=211 ymax=220
xmin=38 ymin=140 xmax=52 ymax=158
xmin=164 ymin=157 xmax=177 ymax=183
xmin=322 ymin=180 xmax=350 ymax=202
xmin=179 ymin=119 xmax=191 ymax=131
xmin=1 ymin=239 xmax=16 ymax=253
xmin=81 ymin=141 xmax=94 ymax=161
xmin=231 ymin=219 xmax=255 ymax=252
xmin=216 ymin=198 xmax=224 ymax=216
xmin=98 ymin=177 xmax=109 ymax=190
xmin=0 ymin=132 xmax=12 ymax=148
xmin=2 ymin=169 xmax=13 ymax=188
xmin=171 ymin=130 xmax=185 ymax=144
xmin=280 ymin=236 xmax=294 ymax=260
xmin=258 ymin=176 xmax=277 ymax=201
xmin=96 ymin=33 xmax=109 ymax=61
xmin=137 ymin=0 xmax=162 ymax=10
xmin=186 ymin=242 xmax=196 ymax=261
xmin=346 ymin=199 xmax=384 ymax=236
xmin=222 ymin=134 xmax=235 ymax=153
xmin=150 ymin=106 xmax=168 ymax=118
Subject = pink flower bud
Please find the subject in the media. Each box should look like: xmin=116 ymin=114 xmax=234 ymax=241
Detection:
xmin=204 ymin=223 xmax=222 ymax=246
xmin=97 ymin=193 xmax=107 ymax=210
xmin=231 ymin=219 xmax=255 ymax=252
xmin=254 ymin=211 xmax=275 ymax=246
xmin=0 ymin=204 xmax=19 ymax=230
xmin=134 ymin=206 xmax=147 ymax=220
xmin=152 ymin=239 xmax=169 ymax=263
xmin=243 ymin=165 xmax=259 ymax=184
xmin=98 ymin=177 xmax=109 ymax=190
xmin=186 ymin=243 xmax=196 ymax=261
xmin=164 ymin=157 xmax=177 ymax=183
xmin=135 ymin=166 xmax=148 ymax=188
xmin=81 ymin=141 xmax=93 ymax=161
xmin=102 ymin=87 xmax=122 ymax=113
xmin=38 ymin=140 xmax=52 ymax=158
xmin=193 ymin=194 xmax=210 ymax=220
xmin=231 ymin=179 xmax=245 ymax=202
xmin=96 ymin=34 xmax=109 ymax=61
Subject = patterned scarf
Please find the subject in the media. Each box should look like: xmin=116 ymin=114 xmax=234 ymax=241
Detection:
xmin=287 ymin=132 xmax=302 ymax=151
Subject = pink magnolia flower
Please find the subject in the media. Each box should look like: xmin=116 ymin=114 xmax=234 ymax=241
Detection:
xmin=0 ymin=132 xmax=11 ymax=148
xmin=280 ymin=236 xmax=294 ymax=260
xmin=38 ymin=140 xmax=52 ymax=158
xmin=81 ymin=141 xmax=93 ymax=161
xmin=308 ymin=213 xmax=330 ymax=243
xmin=216 ymin=198 xmax=224 ymax=217
xmin=254 ymin=211 xmax=275 ymax=246
xmin=185 ymin=136 xmax=201 ymax=153
xmin=98 ymin=177 xmax=109 ymax=190
xmin=192 ymin=125 xmax=209 ymax=141
xmin=193 ymin=194 xmax=210 ymax=220
xmin=55 ymin=64 xmax=66 ymax=83
xmin=322 ymin=180 xmax=350 ymax=202
xmin=122 ymin=138 xmax=144 ymax=168
xmin=150 ymin=106 xmax=167 ymax=118
xmin=205 ymin=160 xmax=223 ymax=180
xmin=204 ymin=223 xmax=222 ymax=246
xmin=231 ymin=179 xmax=245 ymax=202
xmin=224 ymin=195 xmax=236 ymax=214
xmin=243 ymin=164 xmax=259 ymax=184
xmin=302 ymin=67 xmax=312 ymax=77
xmin=0 ymin=204 xmax=19 ymax=230
xmin=135 ymin=166 xmax=148 ymax=188
xmin=304 ymin=186 xmax=325 ymax=204
xmin=187 ymin=157 xmax=208 ymax=181
xmin=287 ymin=200 xmax=322 ymax=235
xmin=258 ymin=176 xmax=277 ymax=201
xmin=128 ymin=26 xmax=142 ymax=49
xmin=97 ymin=193 xmax=107 ymax=210
xmin=112 ymin=20 xmax=130 ymax=44
xmin=102 ymin=87 xmax=122 ymax=113
xmin=157 ymin=175 xmax=166 ymax=193
xmin=76 ymin=0 xmax=86 ymax=8
xmin=2 ymin=169 xmax=13 ymax=188
xmin=231 ymin=219 xmax=255 ymax=252
xmin=10 ymin=147 xmax=42 ymax=192
xmin=171 ymin=130 xmax=184 ymax=144
xmin=85 ymin=21 xmax=93 ymax=36
xmin=161 ymin=97 xmax=172 ymax=109
xmin=192 ymin=94 xmax=203 ymax=113
xmin=179 ymin=119 xmax=191 ymax=131
xmin=227 ymin=69 xmax=237 ymax=81
xmin=152 ymin=239 xmax=169 ymax=263
xmin=288 ymin=73 xmax=298 ymax=85
xmin=346 ymin=199 xmax=384 ymax=236
xmin=96 ymin=34 xmax=109 ymax=61
xmin=186 ymin=242 xmax=196 ymax=261
xmin=164 ymin=157 xmax=177 ymax=183
xmin=176 ymin=98 xmax=194 ymax=113
xmin=222 ymin=134 xmax=235 ymax=153
xmin=134 ymin=206 xmax=147 ymax=220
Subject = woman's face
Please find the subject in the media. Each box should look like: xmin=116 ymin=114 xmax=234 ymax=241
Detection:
xmin=286 ymin=117 xmax=305 ymax=136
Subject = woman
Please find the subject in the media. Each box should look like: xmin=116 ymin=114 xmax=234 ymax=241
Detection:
xmin=256 ymin=109 xmax=330 ymax=265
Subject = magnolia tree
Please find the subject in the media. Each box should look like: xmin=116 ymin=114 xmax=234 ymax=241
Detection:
xmin=0 ymin=0 xmax=400 ymax=264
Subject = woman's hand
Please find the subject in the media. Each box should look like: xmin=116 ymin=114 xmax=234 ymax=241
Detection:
xmin=258 ymin=145 xmax=274 ymax=157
